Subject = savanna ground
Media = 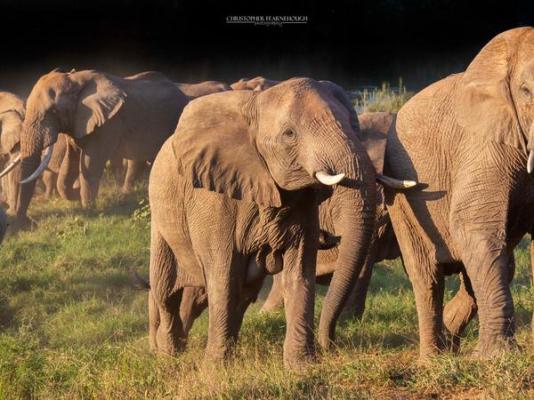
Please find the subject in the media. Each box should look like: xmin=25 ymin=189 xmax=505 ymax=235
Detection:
xmin=1 ymin=85 xmax=534 ymax=399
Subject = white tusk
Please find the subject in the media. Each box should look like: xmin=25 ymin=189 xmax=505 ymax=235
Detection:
xmin=377 ymin=174 xmax=417 ymax=189
xmin=315 ymin=171 xmax=345 ymax=186
xmin=0 ymin=154 xmax=21 ymax=178
xmin=20 ymin=144 xmax=55 ymax=184
xmin=528 ymin=150 xmax=534 ymax=174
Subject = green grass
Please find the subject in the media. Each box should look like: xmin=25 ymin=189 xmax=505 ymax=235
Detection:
xmin=1 ymin=178 xmax=534 ymax=398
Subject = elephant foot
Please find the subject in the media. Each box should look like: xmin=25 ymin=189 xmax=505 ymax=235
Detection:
xmin=9 ymin=214 xmax=35 ymax=232
xmin=154 ymin=328 xmax=186 ymax=356
xmin=283 ymin=349 xmax=317 ymax=371
xmin=471 ymin=336 xmax=517 ymax=359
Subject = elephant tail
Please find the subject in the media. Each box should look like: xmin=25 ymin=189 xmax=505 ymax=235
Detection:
xmin=129 ymin=268 xmax=150 ymax=290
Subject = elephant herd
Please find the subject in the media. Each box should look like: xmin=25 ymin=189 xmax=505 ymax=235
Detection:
xmin=1 ymin=27 xmax=534 ymax=369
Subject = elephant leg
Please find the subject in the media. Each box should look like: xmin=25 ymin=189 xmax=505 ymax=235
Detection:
xmin=260 ymin=274 xmax=284 ymax=313
xmin=109 ymin=153 xmax=125 ymax=185
xmin=42 ymin=170 xmax=57 ymax=199
xmin=149 ymin=226 xmax=186 ymax=355
xmin=282 ymin=239 xmax=316 ymax=368
xmin=404 ymin=257 xmax=445 ymax=360
xmin=443 ymin=271 xmax=477 ymax=353
xmin=79 ymin=135 xmax=118 ymax=208
xmin=180 ymin=286 xmax=208 ymax=335
xmin=122 ymin=159 xmax=145 ymax=194
xmin=461 ymin=241 xmax=515 ymax=356
xmin=57 ymin=141 xmax=81 ymax=201
xmin=204 ymin=261 xmax=241 ymax=362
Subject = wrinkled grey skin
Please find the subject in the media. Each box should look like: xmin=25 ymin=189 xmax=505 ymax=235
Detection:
xmin=16 ymin=69 xmax=187 ymax=228
xmin=261 ymin=113 xmax=402 ymax=324
xmin=385 ymin=27 xmax=534 ymax=360
xmin=148 ymin=78 xmax=377 ymax=368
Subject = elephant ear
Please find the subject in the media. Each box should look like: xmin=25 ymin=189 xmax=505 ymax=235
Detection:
xmin=357 ymin=112 xmax=395 ymax=174
xmin=73 ymin=74 xmax=126 ymax=138
xmin=0 ymin=111 xmax=23 ymax=153
xmin=455 ymin=28 xmax=531 ymax=151
xmin=172 ymin=92 xmax=282 ymax=208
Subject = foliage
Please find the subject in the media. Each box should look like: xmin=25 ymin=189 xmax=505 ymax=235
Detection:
xmin=352 ymin=79 xmax=413 ymax=113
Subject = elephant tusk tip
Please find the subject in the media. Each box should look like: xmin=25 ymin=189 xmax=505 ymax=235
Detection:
xmin=315 ymin=171 xmax=345 ymax=186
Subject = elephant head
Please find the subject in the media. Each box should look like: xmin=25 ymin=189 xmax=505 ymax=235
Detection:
xmin=11 ymin=69 xmax=127 ymax=224
xmin=455 ymin=27 xmax=534 ymax=170
xmin=0 ymin=91 xmax=25 ymax=213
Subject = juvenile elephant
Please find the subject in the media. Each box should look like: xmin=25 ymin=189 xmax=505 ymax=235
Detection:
xmin=148 ymin=78 xmax=380 ymax=368
xmin=385 ymin=27 xmax=534 ymax=360
xmin=12 ymin=69 xmax=188 ymax=227
xmin=230 ymin=76 xmax=279 ymax=91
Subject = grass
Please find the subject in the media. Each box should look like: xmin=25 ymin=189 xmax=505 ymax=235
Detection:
xmin=0 ymin=83 xmax=532 ymax=398
xmin=0 ymin=175 xmax=533 ymax=399
xmin=351 ymin=79 xmax=413 ymax=113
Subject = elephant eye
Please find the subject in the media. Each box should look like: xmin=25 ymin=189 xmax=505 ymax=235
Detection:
xmin=282 ymin=129 xmax=296 ymax=139
xmin=520 ymin=84 xmax=531 ymax=99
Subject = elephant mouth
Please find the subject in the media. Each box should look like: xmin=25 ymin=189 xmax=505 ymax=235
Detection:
xmin=20 ymin=144 xmax=55 ymax=184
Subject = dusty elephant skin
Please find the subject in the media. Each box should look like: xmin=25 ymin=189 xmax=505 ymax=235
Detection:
xmin=262 ymin=112 xmax=402 ymax=326
xmin=15 ymin=69 xmax=188 ymax=228
xmin=148 ymin=78 xmax=377 ymax=368
xmin=385 ymin=27 xmax=534 ymax=360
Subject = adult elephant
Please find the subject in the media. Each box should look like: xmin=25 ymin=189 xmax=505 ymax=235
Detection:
xmin=0 ymin=91 xmax=71 ymax=212
xmin=230 ymin=76 xmax=279 ymax=91
xmin=148 ymin=77 xmax=381 ymax=368
xmin=261 ymin=112 xmax=404 ymax=326
xmin=384 ymin=27 xmax=534 ymax=360
xmin=12 ymin=68 xmax=187 ymax=227
xmin=0 ymin=91 xmax=25 ymax=212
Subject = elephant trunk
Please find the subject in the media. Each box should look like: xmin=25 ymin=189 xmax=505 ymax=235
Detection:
xmin=15 ymin=117 xmax=58 ymax=223
xmin=317 ymin=140 xmax=377 ymax=349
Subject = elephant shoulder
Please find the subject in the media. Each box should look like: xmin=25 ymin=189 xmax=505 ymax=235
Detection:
xmin=397 ymin=73 xmax=461 ymax=135
xmin=357 ymin=111 xmax=396 ymax=174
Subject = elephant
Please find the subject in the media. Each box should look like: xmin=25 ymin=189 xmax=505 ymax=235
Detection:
xmin=147 ymin=77 xmax=381 ymax=368
xmin=230 ymin=76 xmax=279 ymax=91
xmin=176 ymin=80 xmax=230 ymax=98
xmin=384 ymin=27 xmax=534 ymax=360
xmin=0 ymin=91 xmax=25 ymax=213
xmin=10 ymin=68 xmax=188 ymax=227
xmin=261 ymin=112 xmax=403 ymax=321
